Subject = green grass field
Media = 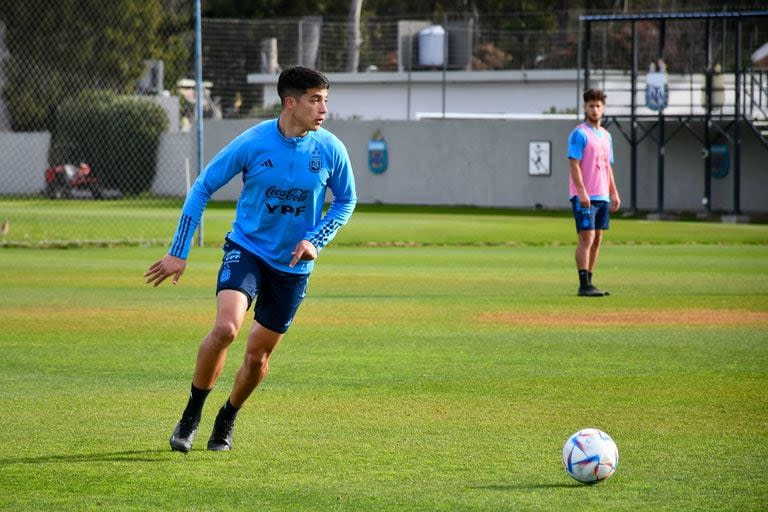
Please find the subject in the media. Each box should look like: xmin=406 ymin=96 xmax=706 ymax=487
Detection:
xmin=1 ymin=206 xmax=767 ymax=511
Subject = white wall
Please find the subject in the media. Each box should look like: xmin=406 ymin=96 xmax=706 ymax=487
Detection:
xmin=151 ymin=133 xmax=194 ymax=196
xmin=247 ymin=69 xmax=748 ymax=121
xmin=2 ymin=119 xmax=766 ymax=215
xmin=248 ymin=69 xmax=580 ymax=120
xmin=0 ymin=132 xmax=50 ymax=194
xmin=325 ymin=119 xmax=768 ymax=213
xmin=198 ymin=117 xmax=767 ymax=214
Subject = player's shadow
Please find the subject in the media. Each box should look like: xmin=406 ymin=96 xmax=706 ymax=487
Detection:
xmin=0 ymin=449 xmax=172 ymax=465
xmin=473 ymin=483 xmax=579 ymax=491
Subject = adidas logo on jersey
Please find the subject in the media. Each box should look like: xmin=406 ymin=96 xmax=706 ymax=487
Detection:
xmin=261 ymin=159 xmax=274 ymax=168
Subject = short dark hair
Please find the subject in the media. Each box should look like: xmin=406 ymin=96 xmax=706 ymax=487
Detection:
xmin=277 ymin=66 xmax=330 ymax=103
xmin=583 ymin=88 xmax=607 ymax=104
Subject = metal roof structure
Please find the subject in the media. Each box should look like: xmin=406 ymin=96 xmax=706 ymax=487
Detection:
xmin=578 ymin=10 xmax=768 ymax=216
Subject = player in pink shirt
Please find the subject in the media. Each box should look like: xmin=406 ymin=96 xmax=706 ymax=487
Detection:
xmin=567 ymin=89 xmax=621 ymax=296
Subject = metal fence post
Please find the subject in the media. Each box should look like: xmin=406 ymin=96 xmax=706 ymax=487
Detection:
xmin=195 ymin=0 xmax=204 ymax=247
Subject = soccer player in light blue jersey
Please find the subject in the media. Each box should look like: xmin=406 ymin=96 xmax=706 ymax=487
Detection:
xmin=145 ymin=66 xmax=356 ymax=452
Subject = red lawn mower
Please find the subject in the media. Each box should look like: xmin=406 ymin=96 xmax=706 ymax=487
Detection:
xmin=44 ymin=162 xmax=103 ymax=199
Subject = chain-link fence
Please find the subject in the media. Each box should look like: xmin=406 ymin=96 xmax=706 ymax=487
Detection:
xmin=204 ymin=11 xmax=767 ymax=120
xmin=0 ymin=1 xmax=195 ymax=246
xmin=2 ymin=4 xmax=765 ymax=246
xmin=201 ymin=13 xmax=585 ymax=119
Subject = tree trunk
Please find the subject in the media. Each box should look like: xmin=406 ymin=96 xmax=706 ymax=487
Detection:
xmin=347 ymin=0 xmax=363 ymax=72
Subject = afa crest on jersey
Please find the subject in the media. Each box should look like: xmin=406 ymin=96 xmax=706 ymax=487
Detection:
xmin=309 ymin=147 xmax=322 ymax=173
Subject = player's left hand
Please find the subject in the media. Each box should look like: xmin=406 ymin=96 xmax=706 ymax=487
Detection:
xmin=611 ymin=194 xmax=621 ymax=212
xmin=289 ymin=240 xmax=318 ymax=267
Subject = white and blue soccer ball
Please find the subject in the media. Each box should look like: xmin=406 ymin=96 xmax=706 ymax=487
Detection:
xmin=562 ymin=428 xmax=619 ymax=484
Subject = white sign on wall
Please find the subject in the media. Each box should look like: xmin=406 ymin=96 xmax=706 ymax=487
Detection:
xmin=528 ymin=140 xmax=551 ymax=176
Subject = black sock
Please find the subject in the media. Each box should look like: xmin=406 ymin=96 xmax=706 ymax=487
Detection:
xmin=221 ymin=398 xmax=240 ymax=421
xmin=578 ymin=269 xmax=590 ymax=288
xmin=181 ymin=383 xmax=211 ymax=422
xmin=588 ymin=272 xmax=594 ymax=286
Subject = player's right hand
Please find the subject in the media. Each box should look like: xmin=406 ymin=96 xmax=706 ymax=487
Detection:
xmin=144 ymin=254 xmax=187 ymax=287
xmin=578 ymin=192 xmax=590 ymax=209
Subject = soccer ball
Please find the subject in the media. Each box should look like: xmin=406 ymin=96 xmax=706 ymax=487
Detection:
xmin=562 ymin=428 xmax=619 ymax=484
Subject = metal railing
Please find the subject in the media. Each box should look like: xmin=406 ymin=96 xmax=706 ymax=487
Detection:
xmin=743 ymin=69 xmax=768 ymax=150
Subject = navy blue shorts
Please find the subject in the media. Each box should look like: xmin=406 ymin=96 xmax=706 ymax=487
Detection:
xmin=571 ymin=198 xmax=610 ymax=233
xmin=216 ymin=239 xmax=309 ymax=334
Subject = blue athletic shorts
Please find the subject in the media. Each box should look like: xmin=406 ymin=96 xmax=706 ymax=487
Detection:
xmin=571 ymin=198 xmax=610 ymax=233
xmin=216 ymin=239 xmax=309 ymax=334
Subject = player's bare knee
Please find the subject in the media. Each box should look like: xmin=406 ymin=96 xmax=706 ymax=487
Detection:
xmin=243 ymin=350 xmax=270 ymax=374
xmin=210 ymin=320 xmax=240 ymax=346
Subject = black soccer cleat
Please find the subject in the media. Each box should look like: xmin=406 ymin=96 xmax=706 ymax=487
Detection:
xmin=207 ymin=406 xmax=235 ymax=451
xmin=170 ymin=416 xmax=200 ymax=453
xmin=578 ymin=285 xmax=606 ymax=297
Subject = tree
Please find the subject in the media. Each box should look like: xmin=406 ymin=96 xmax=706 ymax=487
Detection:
xmin=201 ymin=0 xmax=348 ymax=19
xmin=347 ymin=0 xmax=364 ymax=72
xmin=0 ymin=0 xmax=190 ymax=131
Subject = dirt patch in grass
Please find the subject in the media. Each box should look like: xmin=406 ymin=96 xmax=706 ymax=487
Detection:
xmin=477 ymin=309 xmax=768 ymax=327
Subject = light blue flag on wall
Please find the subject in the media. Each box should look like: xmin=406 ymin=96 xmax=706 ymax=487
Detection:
xmin=368 ymin=130 xmax=388 ymax=174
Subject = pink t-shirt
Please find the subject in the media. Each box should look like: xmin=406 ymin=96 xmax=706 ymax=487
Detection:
xmin=567 ymin=123 xmax=613 ymax=200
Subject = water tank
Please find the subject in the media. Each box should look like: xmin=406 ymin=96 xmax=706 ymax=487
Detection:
xmin=418 ymin=25 xmax=445 ymax=67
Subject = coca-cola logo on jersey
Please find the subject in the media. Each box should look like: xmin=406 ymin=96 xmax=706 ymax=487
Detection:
xmin=265 ymin=186 xmax=309 ymax=202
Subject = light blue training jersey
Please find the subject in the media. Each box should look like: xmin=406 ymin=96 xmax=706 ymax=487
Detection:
xmin=169 ymin=118 xmax=357 ymax=274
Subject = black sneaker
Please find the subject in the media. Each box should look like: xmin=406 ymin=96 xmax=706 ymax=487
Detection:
xmin=207 ymin=407 xmax=235 ymax=451
xmin=589 ymin=279 xmax=610 ymax=296
xmin=578 ymin=285 xmax=605 ymax=297
xmin=170 ymin=416 xmax=199 ymax=453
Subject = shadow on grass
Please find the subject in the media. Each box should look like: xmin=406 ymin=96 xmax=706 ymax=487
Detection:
xmin=473 ymin=483 xmax=580 ymax=491
xmin=0 ymin=449 xmax=179 ymax=465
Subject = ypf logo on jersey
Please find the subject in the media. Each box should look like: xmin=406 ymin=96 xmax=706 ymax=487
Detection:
xmin=264 ymin=186 xmax=309 ymax=216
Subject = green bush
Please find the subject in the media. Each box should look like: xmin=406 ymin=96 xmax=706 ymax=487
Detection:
xmin=50 ymin=90 xmax=169 ymax=195
xmin=1 ymin=1 xmax=190 ymax=133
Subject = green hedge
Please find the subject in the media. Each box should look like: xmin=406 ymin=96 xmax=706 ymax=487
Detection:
xmin=50 ymin=90 xmax=169 ymax=195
